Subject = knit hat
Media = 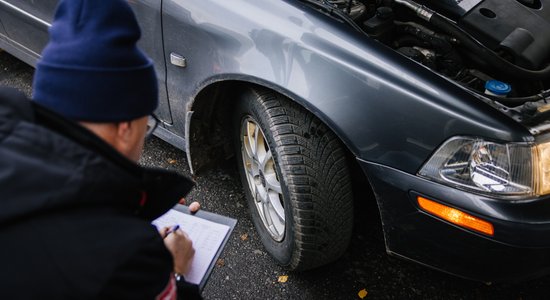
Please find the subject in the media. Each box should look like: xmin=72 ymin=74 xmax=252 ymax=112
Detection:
xmin=32 ymin=0 xmax=158 ymax=122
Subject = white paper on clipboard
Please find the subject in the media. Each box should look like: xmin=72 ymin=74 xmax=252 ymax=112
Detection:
xmin=152 ymin=209 xmax=230 ymax=285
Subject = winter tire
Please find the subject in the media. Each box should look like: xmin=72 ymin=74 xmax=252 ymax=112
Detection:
xmin=233 ymin=87 xmax=354 ymax=271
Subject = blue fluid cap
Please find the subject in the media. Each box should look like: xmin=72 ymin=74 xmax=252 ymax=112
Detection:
xmin=485 ymin=80 xmax=511 ymax=96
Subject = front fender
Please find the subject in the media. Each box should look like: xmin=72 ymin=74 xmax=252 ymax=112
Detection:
xmin=164 ymin=0 xmax=530 ymax=174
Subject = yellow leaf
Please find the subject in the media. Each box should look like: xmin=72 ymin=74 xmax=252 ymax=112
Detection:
xmin=216 ymin=259 xmax=225 ymax=267
xmin=358 ymin=289 xmax=368 ymax=299
xmin=240 ymin=233 xmax=249 ymax=241
xmin=278 ymin=275 xmax=288 ymax=283
xmin=168 ymin=159 xmax=177 ymax=164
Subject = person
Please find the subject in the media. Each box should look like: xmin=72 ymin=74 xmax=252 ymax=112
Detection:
xmin=0 ymin=0 xmax=201 ymax=299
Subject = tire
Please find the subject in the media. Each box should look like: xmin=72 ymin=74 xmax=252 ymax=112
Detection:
xmin=233 ymin=87 xmax=354 ymax=271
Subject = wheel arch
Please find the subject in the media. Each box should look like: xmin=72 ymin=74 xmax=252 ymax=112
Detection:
xmin=186 ymin=77 xmax=358 ymax=171
xmin=185 ymin=77 xmax=377 ymax=212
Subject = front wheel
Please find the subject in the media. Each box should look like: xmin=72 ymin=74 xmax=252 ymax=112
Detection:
xmin=233 ymin=87 xmax=354 ymax=271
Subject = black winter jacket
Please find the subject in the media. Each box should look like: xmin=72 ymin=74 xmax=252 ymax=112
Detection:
xmin=0 ymin=87 xmax=197 ymax=299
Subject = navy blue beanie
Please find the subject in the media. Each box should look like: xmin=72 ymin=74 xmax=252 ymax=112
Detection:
xmin=32 ymin=0 xmax=158 ymax=122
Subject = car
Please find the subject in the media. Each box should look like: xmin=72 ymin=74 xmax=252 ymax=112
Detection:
xmin=1 ymin=0 xmax=550 ymax=282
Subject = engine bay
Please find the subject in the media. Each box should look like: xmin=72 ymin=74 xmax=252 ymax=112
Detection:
xmin=301 ymin=0 xmax=550 ymax=128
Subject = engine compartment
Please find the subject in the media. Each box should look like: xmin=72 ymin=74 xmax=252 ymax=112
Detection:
xmin=455 ymin=0 xmax=550 ymax=70
xmin=303 ymin=0 xmax=550 ymax=127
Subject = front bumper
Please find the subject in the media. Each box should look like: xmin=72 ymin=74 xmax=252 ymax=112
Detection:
xmin=359 ymin=158 xmax=550 ymax=282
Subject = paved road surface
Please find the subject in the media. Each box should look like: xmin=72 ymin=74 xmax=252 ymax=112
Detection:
xmin=1 ymin=51 xmax=549 ymax=299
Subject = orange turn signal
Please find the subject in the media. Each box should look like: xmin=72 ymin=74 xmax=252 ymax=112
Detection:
xmin=417 ymin=196 xmax=494 ymax=236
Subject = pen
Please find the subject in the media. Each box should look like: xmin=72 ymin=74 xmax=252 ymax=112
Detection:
xmin=165 ymin=225 xmax=180 ymax=237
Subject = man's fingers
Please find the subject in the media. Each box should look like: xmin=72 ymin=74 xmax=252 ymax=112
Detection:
xmin=189 ymin=201 xmax=201 ymax=213
xmin=159 ymin=226 xmax=171 ymax=238
xmin=179 ymin=198 xmax=200 ymax=214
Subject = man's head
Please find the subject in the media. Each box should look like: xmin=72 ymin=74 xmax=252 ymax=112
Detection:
xmin=32 ymin=0 xmax=158 ymax=161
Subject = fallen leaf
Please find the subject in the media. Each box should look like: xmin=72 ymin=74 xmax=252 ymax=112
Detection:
xmin=168 ymin=159 xmax=177 ymax=164
xmin=358 ymin=289 xmax=368 ymax=299
xmin=278 ymin=275 xmax=288 ymax=283
xmin=216 ymin=259 xmax=225 ymax=267
xmin=240 ymin=233 xmax=249 ymax=241
xmin=253 ymin=249 xmax=263 ymax=255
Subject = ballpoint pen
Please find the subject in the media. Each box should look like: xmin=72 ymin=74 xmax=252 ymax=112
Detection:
xmin=165 ymin=224 xmax=180 ymax=238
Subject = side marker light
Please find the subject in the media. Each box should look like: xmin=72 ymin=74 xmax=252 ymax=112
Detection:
xmin=417 ymin=196 xmax=494 ymax=236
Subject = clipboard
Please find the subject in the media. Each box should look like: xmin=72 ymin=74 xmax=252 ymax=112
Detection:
xmin=153 ymin=204 xmax=237 ymax=291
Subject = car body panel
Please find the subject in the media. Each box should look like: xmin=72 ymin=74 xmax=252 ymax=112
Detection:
xmin=132 ymin=0 xmax=173 ymax=123
xmin=162 ymin=0 xmax=530 ymax=174
xmin=0 ymin=1 xmax=533 ymax=165
xmin=0 ymin=3 xmax=9 ymax=41
xmin=0 ymin=0 xmax=52 ymax=65
xmin=0 ymin=0 xmax=53 ymax=55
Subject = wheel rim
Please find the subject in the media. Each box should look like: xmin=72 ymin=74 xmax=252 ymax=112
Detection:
xmin=240 ymin=116 xmax=285 ymax=241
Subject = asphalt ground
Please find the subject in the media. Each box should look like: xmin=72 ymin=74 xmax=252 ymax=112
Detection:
xmin=2 ymin=50 xmax=550 ymax=299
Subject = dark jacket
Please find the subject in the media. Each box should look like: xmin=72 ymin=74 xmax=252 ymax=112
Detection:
xmin=0 ymin=87 xmax=197 ymax=299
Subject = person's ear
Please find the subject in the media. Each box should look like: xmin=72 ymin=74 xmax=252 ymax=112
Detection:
xmin=112 ymin=121 xmax=134 ymax=156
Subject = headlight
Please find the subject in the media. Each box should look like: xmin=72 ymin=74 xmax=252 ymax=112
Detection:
xmin=418 ymin=137 xmax=550 ymax=197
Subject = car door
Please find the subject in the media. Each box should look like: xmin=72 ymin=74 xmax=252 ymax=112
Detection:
xmin=0 ymin=15 xmax=8 ymax=37
xmin=0 ymin=0 xmax=56 ymax=62
xmin=132 ymin=0 xmax=174 ymax=125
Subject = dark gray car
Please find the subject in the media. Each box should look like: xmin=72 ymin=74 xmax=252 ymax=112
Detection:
xmin=2 ymin=0 xmax=550 ymax=281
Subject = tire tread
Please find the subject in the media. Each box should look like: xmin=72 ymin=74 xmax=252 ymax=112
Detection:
xmin=242 ymin=88 xmax=354 ymax=271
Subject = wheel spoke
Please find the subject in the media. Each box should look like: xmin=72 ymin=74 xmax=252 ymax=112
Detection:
xmin=266 ymin=203 xmax=284 ymax=237
xmin=268 ymin=192 xmax=285 ymax=222
xmin=243 ymin=136 xmax=254 ymax=160
xmin=255 ymin=193 xmax=265 ymax=214
xmin=265 ymin=173 xmax=282 ymax=194
xmin=253 ymin=123 xmax=261 ymax=158
xmin=245 ymin=162 xmax=254 ymax=177
xmin=257 ymin=185 xmax=268 ymax=203
xmin=243 ymin=153 xmax=255 ymax=175
xmin=259 ymin=149 xmax=272 ymax=170
xmin=243 ymin=123 xmax=256 ymax=160
xmin=247 ymin=122 xmax=257 ymax=157
xmin=261 ymin=198 xmax=273 ymax=223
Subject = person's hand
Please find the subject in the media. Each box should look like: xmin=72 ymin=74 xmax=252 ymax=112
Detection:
xmin=179 ymin=197 xmax=201 ymax=213
xmin=161 ymin=226 xmax=195 ymax=274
